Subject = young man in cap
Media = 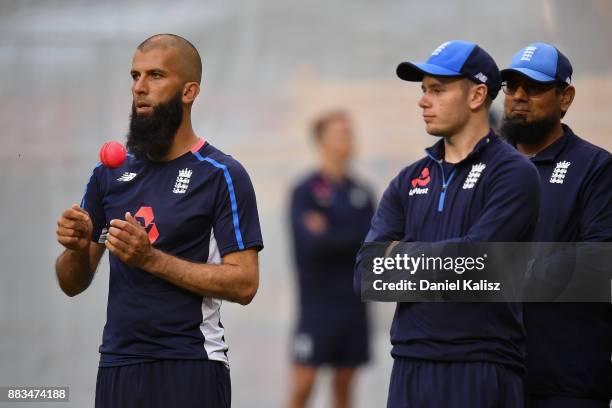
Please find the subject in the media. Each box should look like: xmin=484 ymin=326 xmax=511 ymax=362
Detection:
xmin=288 ymin=111 xmax=375 ymax=408
xmin=501 ymin=42 xmax=612 ymax=408
xmin=358 ymin=40 xmax=540 ymax=407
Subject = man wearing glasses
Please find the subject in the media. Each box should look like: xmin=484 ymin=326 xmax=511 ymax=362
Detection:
xmin=501 ymin=43 xmax=612 ymax=408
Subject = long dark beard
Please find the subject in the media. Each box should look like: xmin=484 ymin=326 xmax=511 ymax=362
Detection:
xmin=127 ymin=90 xmax=183 ymax=161
xmin=500 ymin=112 xmax=558 ymax=146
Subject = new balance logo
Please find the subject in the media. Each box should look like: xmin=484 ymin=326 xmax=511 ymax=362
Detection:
xmin=474 ymin=72 xmax=488 ymax=83
xmin=550 ymin=161 xmax=571 ymax=184
xmin=117 ymin=172 xmax=137 ymax=182
xmin=432 ymin=42 xmax=451 ymax=56
xmin=520 ymin=46 xmax=537 ymax=61
xmin=463 ymin=163 xmax=486 ymax=189
xmin=173 ymin=168 xmax=193 ymax=194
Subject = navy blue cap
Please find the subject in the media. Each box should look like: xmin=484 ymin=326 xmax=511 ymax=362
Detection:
xmin=396 ymin=40 xmax=502 ymax=99
xmin=501 ymin=42 xmax=572 ymax=85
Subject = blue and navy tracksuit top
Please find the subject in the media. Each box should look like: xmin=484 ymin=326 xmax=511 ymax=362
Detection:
xmin=360 ymin=130 xmax=540 ymax=373
xmin=82 ymin=140 xmax=263 ymax=367
xmin=522 ymin=125 xmax=612 ymax=400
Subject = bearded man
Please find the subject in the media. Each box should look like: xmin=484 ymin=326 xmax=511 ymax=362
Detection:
xmin=501 ymin=42 xmax=612 ymax=408
xmin=54 ymin=34 xmax=264 ymax=408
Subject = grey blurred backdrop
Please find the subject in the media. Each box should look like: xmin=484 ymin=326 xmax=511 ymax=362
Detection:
xmin=1 ymin=1 xmax=611 ymax=407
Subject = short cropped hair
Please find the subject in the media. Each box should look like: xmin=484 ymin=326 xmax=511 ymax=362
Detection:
xmin=137 ymin=33 xmax=202 ymax=84
xmin=312 ymin=111 xmax=349 ymax=142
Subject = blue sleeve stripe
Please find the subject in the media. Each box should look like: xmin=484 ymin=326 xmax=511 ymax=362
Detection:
xmin=194 ymin=152 xmax=245 ymax=250
xmin=80 ymin=162 xmax=102 ymax=208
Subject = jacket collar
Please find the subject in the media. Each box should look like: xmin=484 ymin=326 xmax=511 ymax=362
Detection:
xmin=425 ymin=129 xmax=497 ymax=165
xmin=529 ymin=124 xmax=576 ymax=163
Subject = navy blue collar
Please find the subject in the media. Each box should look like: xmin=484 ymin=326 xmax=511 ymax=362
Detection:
xmin=530 ymin=124 xmax=576 ymax=163
xmin=425 ymin=129 xmax=497 ymax=165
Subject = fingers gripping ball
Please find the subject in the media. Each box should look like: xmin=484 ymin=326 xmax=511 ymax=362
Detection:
xmin=99 ymin=141 xmax=127 ymax=168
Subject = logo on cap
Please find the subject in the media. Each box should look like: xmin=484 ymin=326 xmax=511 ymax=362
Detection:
xmin=431 ymin=42 xmax=451 ymax=56
xmin=502 ymin=43 xmax=572 ymax=88
xmin=474 ymin=72 xmax=488 ymax=83
xmin=520 ymin=46 xmax=537 ymax=61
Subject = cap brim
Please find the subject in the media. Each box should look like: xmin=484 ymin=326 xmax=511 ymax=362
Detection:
xmin=397 ymin=61 xmax=462 ymax=81
xmin=500 ymin=67 xmax=556 ymax=83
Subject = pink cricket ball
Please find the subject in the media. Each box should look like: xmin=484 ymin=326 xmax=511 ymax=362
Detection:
xmin=99 ymin=141 xmax=127 ymax=168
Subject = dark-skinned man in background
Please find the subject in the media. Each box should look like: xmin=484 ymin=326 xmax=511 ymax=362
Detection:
xmin=501 ymin=42 xmax=612 ymax=408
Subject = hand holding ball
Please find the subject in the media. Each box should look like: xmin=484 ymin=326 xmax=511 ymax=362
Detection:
xmin=99 ymin=141 xmax=127 ymax=168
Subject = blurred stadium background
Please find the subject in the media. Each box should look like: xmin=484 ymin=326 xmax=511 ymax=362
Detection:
xmin=0 ymin=1 xmax=611 ymax=406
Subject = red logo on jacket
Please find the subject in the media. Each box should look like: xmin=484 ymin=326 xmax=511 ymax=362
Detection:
xmin=411 ymin=167 xmax=431 ymax=188
xmin=135 ymin=206 xmax=159 ymax=244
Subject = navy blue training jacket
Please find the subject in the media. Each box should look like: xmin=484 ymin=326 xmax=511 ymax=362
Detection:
xmin=523 ymin=124 xmax=612 ymax=400
xmin=358 ymin=130 xmax=540 ymax=373
xmin=291 ymin=172 xmax=375 ymax=315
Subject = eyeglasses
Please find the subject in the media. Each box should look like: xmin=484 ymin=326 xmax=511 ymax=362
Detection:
xmin=501 ymin=79 xmax=566 ymax=97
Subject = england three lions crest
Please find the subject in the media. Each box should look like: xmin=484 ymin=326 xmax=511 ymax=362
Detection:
xmin=462 ymin=163 xmax=486 ymax=189
xmin=550 ymin=161 xmax=571 ymax=184
xmin=173 ymin=168 xmax=193 ymax=194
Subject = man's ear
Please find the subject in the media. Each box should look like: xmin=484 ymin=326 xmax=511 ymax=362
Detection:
xmin=469 ymin=83 xmax=488 ymax=110
xmin=182 ymin=82 xmax=200 ymax=104
xmin=560 ymin=85 xmax=575 ymax=117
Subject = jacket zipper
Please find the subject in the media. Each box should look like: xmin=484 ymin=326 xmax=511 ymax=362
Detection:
xmin=427 ymin=153 xmax=456 ymax=212
xmin=437 ymin=169 xmax=456 ymax=212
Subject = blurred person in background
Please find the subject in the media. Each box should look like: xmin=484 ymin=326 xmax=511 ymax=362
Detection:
xmin=288 ymin=111 xmax=375 ymax=408
xmin=501 ymin=42 xmax=612 ymax=408
xmin=54 ymin=34 xmax=263 ymax=408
